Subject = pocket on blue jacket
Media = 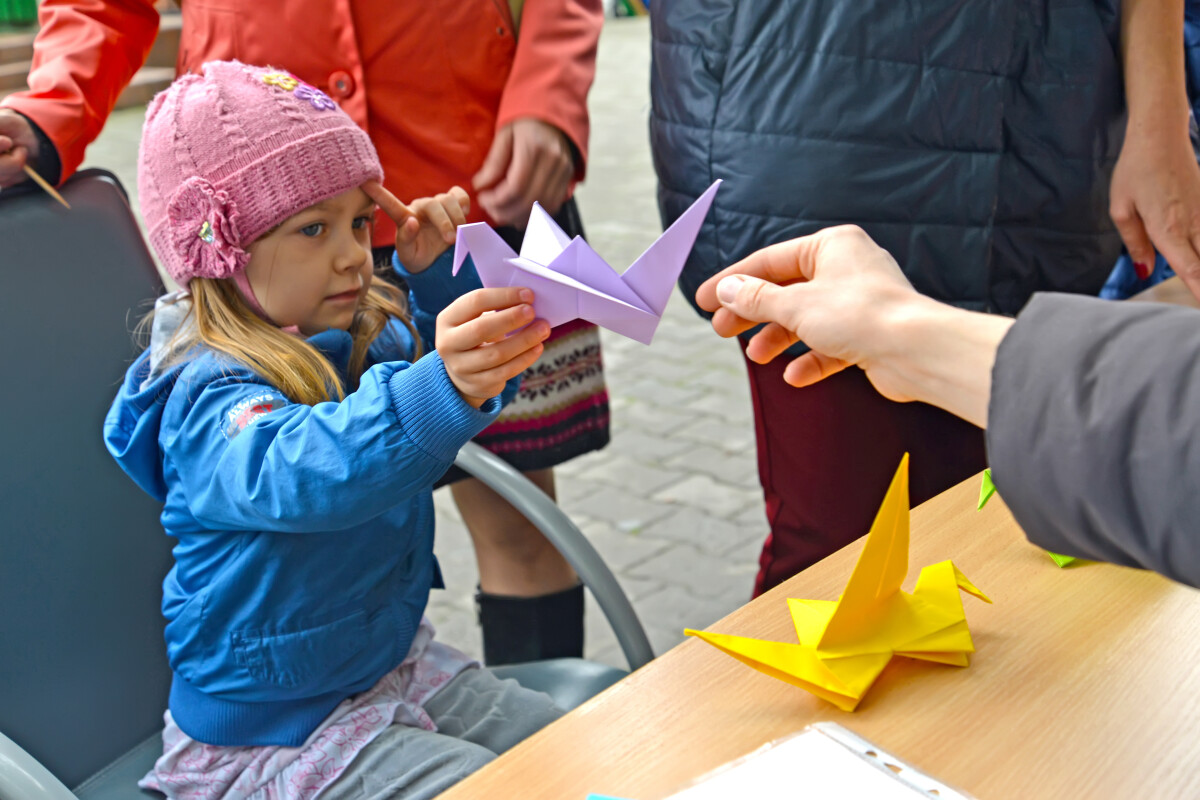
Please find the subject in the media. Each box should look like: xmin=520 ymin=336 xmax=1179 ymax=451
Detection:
xmin=231 ymin=610 xmax=369 ymax=693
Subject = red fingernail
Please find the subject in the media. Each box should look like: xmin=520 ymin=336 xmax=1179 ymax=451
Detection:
xmin=1134 ymin=261 xmax=1151 ymax=280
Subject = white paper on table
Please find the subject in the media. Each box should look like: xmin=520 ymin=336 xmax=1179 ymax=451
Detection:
xmin=663 ymin=722 xmax=974 ymax=800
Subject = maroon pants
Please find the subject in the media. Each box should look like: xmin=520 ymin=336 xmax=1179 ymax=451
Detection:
xmin=742 ymin=343 xmax=987 ymax=596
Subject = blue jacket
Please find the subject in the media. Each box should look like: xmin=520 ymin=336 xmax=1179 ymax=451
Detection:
xmin=651 ymin=0 xmax=1126 ymax=321
xmin=103 ymin=253 xmax=512 ymax=747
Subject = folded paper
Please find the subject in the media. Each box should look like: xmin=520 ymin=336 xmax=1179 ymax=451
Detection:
xmin=977 ymin=469 xmax=1076 ymax=567
xmin=453 ymin=181 xmax=721 ymax=344
xmin=1047 ymin=551 xmax=1077 ymax=568
xmin=686 ymin=455 xmax=991 ymax=711
xmin=977 ymin=469 xmax=996 ymax=510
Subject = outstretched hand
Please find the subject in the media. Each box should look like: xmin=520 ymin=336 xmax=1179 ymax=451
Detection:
xmin=697 ymin=225 xmax=1012 ymax=427
xmin=436 ymin=287 xmax=549 ymax=408
xmin=363 ymin=181 xmax=470 ymax=272
xmin=696 ymin=226 xmax=926 ymax=401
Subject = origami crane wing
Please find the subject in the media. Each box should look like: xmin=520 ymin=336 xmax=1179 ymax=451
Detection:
xmin=817 ymin=453 xmax=911 ymax=652
xmin=452 ymin=180 xmax=721 ymax=344
xmin=683 ymin=628 xmax=891 ymax=712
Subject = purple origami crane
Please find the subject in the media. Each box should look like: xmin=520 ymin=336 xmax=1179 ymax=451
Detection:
xmin=453 ymin=180 xmax=721 ymax=345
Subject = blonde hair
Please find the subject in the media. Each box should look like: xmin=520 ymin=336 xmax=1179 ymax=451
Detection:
xmin=148 ymin=274 xmax=423 ymax=406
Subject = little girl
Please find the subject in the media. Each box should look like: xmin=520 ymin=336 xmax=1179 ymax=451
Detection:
xmin=103 ymin=61 xmax=561 ymax=799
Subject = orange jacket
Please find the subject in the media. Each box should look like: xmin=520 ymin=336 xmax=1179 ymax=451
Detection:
xmin=2 ymin=0 xmax=602 ymax=244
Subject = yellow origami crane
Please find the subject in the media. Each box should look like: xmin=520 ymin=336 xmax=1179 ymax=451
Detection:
xmin=685 ymin=454 xmax=991 ymax=711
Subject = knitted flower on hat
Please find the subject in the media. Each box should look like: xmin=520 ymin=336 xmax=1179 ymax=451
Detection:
xmin=167 ymin=177 xmax=248 ymax=280
xmin=138 ymin=61 xmax=382 ymax=287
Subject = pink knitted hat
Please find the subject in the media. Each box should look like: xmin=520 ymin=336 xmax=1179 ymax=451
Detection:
xmin=138 ymin=60 xmax=383 ymax=287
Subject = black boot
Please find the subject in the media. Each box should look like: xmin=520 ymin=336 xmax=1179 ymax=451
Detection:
xmin=475 ymin=583 xmax=585 ymax=665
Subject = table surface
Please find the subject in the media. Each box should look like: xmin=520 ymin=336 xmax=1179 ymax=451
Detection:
xmin=440 ymin=476 xmax=1200 ymax=800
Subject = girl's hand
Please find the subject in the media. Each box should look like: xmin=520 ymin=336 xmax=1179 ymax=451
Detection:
xmin=363 ymin=181 xmax=470 ymax=272
xmin=436 ymin=287 xmax=550 ymax=408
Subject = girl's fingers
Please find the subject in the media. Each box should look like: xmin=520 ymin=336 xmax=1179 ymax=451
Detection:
xmin=460 ymin=341 xmax=546 ymax=391
xmin=439 ymin=287 xmax=535 ymax=327
xmin=449 ymin=185 xmax=471 ymax=217
xmin=414 ymin=197 xmax=455 ymax=243
xmin=397 ymin=216 xmax=421 ymax=244
xmin=443 ymin=194 xmax=468 ymax=230
xmin=451 ymin=320 xmax=551 ymax=373
xmin=362 ymin=180 xmax=413 ymax=227
xmin=442 ymin=304 xmax=540 ymax=351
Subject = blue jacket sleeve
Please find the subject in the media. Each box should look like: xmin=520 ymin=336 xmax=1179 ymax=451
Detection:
xmin=165 ymin=352 xmax=501 ymax=533
xmin=393 ymin=250 xmax=483 ymax=349
xmin=392 ymin=249 xmax=523 ymax=408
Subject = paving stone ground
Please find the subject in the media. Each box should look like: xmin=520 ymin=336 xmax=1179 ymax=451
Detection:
xmin=81 ymin=17 xmax=768 ymax=670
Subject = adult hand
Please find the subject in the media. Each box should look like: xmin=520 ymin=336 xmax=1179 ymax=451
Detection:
xmin=696 ymin=225 xmax=1012 ymax=427
xmin=473 ymin=118 xmax=575 ymax=227
xmin=1110 ymin=121 xmax=1200 ymax=295
xmin=0 ymin=109 xmax=38 ymax=188
xmin=696 ymin=226 xmax=926 ymax=399
xmin=364 ymin=181 xmax=470 ymax=272
xmin=436 ymin=287 xmax=550 ymax=408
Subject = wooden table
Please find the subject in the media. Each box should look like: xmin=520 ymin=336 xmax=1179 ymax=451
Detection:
xmin=440 ymin=476 xmax=1200 ymax=799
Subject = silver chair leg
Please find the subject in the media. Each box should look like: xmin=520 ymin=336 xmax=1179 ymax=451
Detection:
xmin=452 ymin=442 xmax=655 ymax=670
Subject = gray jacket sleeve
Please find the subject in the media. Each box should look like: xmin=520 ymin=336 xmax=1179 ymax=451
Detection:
xmin=986 ymin=292 xmax=1200 ymax=588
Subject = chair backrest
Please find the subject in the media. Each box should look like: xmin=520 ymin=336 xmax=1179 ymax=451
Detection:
xmin=0 ymin=170 xmax=172 ymax=788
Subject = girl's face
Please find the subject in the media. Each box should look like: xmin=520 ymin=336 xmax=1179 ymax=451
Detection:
xmin=244 ymin=187 xmax=375 ymax=336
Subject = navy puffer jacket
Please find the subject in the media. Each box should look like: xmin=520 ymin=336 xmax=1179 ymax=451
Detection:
xmin=651 ymin=0 xmax=1125 ymax=318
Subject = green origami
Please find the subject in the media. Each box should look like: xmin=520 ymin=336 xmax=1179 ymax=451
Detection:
xmin=1047 ymin=552 xmax=1077 ymax=568
xmin=977 ymin=470 xmax=1077 ymax=568
xmin=976 ymin=469 xmax=997 ymax=510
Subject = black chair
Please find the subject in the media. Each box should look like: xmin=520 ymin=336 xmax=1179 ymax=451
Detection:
xmin=0 ymin=170 xmax=652 ymax=800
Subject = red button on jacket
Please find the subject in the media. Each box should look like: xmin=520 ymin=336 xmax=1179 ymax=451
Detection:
xmin=328 ymin=71 xmax=355 ymax=99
